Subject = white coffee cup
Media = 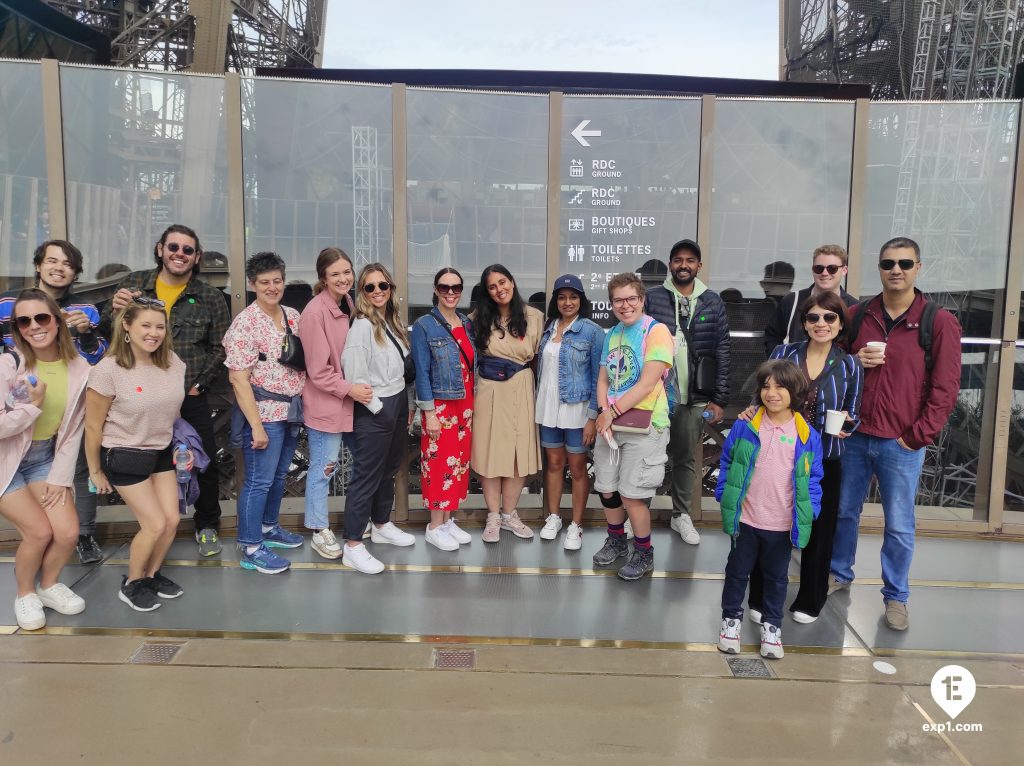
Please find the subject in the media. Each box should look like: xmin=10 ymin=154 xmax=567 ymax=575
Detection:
xmin=824 ymin=409 xmax=846 ymax=436
xmin=866 ymin=340 xmax=886 ymax=361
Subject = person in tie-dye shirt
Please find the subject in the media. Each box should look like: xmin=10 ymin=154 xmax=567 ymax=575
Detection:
xmin=592 ymin=273 xmax=673 ymax=582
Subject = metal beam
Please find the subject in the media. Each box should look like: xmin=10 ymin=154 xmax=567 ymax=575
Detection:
xmin=40 ymin=59 xmax=67 ymax=240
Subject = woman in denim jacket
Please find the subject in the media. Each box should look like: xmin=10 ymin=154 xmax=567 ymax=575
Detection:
xmin=410 ymin=268 xmax=476 ymax=552
xmin=535 ymin=275 xmax=603 ymax=550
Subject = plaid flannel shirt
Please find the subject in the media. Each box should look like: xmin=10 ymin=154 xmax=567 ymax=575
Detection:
xmin=100 ymin=268 xmax=230 ymax=392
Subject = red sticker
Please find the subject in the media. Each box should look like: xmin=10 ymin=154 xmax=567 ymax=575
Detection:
xmin=136 ymin=386 xmax=143 ymax=393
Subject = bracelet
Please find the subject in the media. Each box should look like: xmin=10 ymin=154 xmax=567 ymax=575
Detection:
xmin=611 ymin=403 xmax=622 ymax=418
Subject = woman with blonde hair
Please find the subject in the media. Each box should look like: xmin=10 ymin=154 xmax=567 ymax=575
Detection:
xmin=86 ymin=297 xmax=189 ymax=612
xmin=0 ymin=289 xmax=90 ymax=629
xmin=339 ymin=263 xmax=416 ymax=573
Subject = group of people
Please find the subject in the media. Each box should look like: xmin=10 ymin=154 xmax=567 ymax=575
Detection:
xmin=0 ymin=227 xmax=961 ymax=664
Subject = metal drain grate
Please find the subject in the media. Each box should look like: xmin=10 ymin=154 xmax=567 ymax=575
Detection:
xmin=128 ymin=642 xmax=183 ymax=665
xmin=432 ymin=648 xmax=476 ymax=670
xmin=725 ymin=657 xmax=774 ymax=679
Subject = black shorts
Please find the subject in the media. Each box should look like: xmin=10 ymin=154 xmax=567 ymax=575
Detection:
xmin=100 ymin=443 xmax=174 ymax=487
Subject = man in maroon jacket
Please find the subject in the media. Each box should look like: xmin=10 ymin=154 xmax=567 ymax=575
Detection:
xmin=828 ymin=237 xmax=962 ymax=631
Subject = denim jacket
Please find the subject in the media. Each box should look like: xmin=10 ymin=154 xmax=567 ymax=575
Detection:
xmin=411 ymin=307 xmax=475 ymax=409
xmin=536 ymin=317 xmax=604 ymax=420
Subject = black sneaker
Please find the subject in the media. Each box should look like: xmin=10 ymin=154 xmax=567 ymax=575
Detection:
xmin=617 ymin=547 xmax=654 ymax=581
xmin=118 ymin=575 xmax=161 ymax=612
xmin=76 ymin=534 xmax=103 ymax=564
xmin=592 ymin=535 xmax=629 ymax=567
xmin=149 ymin=570 xmax=183 ymax=599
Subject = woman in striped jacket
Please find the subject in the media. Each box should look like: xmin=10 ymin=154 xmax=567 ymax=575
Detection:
xmin=746 ymin=290 xmax=863 ymax=624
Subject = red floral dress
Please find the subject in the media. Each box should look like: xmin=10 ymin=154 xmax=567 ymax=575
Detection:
xmin=420 ymin=326 xmax=474 ymax=510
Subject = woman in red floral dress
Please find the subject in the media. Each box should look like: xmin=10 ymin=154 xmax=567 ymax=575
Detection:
xmin=410 ymin=268 xmax=475 ymax=551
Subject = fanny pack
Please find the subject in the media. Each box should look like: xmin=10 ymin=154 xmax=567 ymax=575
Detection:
xmin=104 ymin=447 xmax=161 ymax=477
xmin=252 ymin=385 xmax=303 ymax=424
xmin=477 ymin=355 xmax=526 ymax=382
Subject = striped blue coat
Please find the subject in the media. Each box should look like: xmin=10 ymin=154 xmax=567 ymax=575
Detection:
xmin=768 ymin=341 xmax=863 ymax=461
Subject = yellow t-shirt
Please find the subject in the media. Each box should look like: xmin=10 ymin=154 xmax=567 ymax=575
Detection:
xmin=31 ymin=358 xmax=68 ymax=440
xmin=155 ymin=277 xmax=188 ymax=318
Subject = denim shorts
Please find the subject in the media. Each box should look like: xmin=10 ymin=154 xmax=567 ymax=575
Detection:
xmin=4 ymin=438 xmax=56 ymax=495
xmin=539 ymin=425 xmax=588 ymax=454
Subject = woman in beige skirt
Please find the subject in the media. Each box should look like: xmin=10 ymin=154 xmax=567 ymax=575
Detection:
xmin=471 ymin=265 xmax=543 ymax=543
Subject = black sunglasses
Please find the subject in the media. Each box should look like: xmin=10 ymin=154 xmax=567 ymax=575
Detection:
xmin=362 ymin=281 xmax=392 ymax=294
xmin=804 ymin=312 xmax=839 ymax=325
xmin=812 ymin=264 xmax=842 ymax=275
xmin=15 ymin=313 xmax=54 ymax=329
xmin=878 ymin=258 xmax=918 ymax=271
xmin=164 ymin=242 xmax=196 ymax=256
xmin=436 ymin=283 xmax=464 ymax=295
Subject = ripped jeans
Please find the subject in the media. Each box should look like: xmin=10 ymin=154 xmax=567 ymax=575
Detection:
xmin=303 ymin=427 xmax=350 ymax=530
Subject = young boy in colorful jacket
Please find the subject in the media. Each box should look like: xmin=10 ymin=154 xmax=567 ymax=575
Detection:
xmin=714 ymin=359 xmax=823 ymax=659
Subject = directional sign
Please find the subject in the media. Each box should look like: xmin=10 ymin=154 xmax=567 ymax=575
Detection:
xmin=571 ymin=119 xmax=601 ymax=147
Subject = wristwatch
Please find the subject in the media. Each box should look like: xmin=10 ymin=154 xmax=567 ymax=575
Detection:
xmin=193 ymin=382 xmax=208 ymax=395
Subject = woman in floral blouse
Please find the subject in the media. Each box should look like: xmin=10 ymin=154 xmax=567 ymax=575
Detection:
xmin=410 ymin=268 xmax=475 ymax=551
xmin=223 ymin=252 xmax=306 ymax=574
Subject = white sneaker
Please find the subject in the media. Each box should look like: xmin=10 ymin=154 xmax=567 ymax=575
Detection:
xmin=443 ymin=519 xmax=472 ymax=545
xmin=371 ymin=522 xmax=415 ymax=547
xmin=14 ymin=594 xmax=45 ymax=630
xmin=748 ymin=608 xmax=762 ymax=625
xmin=670 ymin=513 xmax=701 ymax=544
xmin=425 ymin=523 xmax=459 ymax=551
xmin=760 ymin=623 xmax=784 ymax=659
xmin=563 ymin=521 xmax=583 ymax=551
xmin=539 ymin=514 xmax=563 ymax=540
xmin=311 ymin=529 xmax=342 ymax=560
xmin=36 ymin=583 xmax=85 ymax=615
xmin=623 ymin=519 xmax=634 ymax=540
xmin=717 ymin=618 xmax=741 ymax=654
xmin=342 ymin=543 xmax=385 ymax=574
xmin=791 ymin=610 xmax=817 ymax=624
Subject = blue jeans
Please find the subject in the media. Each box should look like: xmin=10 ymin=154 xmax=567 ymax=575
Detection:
xmin=237 ymin=421 xmax=299 ymax=546
xmin=831 ymin=432 xmax=926 ymax=603
xmin=304 ymin=427 xmax=346 ymax=530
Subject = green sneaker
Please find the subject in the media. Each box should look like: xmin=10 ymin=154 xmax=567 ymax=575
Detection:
xmin=195 ymin=528 xmax=222 ymax=557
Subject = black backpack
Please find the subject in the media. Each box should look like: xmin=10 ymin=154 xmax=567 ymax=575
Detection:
xmin=848 ymin=296 xmax=940 ymax=372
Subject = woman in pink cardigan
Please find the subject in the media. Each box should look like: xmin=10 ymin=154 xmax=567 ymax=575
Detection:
xmin=299 ymin=247 xmax=373 ymax=559
xmin=0 ymin=289 xmax=90 ymax=630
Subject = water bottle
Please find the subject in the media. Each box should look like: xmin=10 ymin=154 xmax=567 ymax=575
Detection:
xmin=702 ymin=410 xmax=713 ymax=420
xmin=173 ymin=443 xmax=191 ymax=483
xmin=8 ymin=374 xmax=37 ymax=406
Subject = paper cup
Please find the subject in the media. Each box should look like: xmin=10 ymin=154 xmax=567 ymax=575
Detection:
xmin=866 ymin=341 xmax=886 ymax=353
xmin=824 ymin=409 xmax=846 ymax=436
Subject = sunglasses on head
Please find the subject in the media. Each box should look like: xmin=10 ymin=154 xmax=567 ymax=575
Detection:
xmin=804 ymin=312 xmax=839 ymax=325
xmin=436 ymin=283 xmax=464 ymax=295
xmin=812 ymin=264 xmax=842 ymax=275
xmin=164 ymin=242 xmax=196 ymax=256
xmin=363 ymin=281 xmax=392 ymax=294
xmin=878 ymin=258 xmax=918 ymax=271
xmin=15 ymin=313 xmax=54 ymax=329
xmin=133 ymin=296 xmax=166 ymax=309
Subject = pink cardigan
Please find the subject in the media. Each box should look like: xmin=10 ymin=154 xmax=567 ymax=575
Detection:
xmin=299 ymin=289 xmax=355 ymax=433
xmin=0 ymin=351 xmax=90 ymax=495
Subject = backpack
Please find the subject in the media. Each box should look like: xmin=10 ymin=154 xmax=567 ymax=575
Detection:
xmin=848 ymin=296 xmax=940 ymax=372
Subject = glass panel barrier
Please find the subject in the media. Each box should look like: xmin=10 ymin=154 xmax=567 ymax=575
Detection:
xmin=0 ymin=61 xmax=49 ymax=290
xmin=1004 ymin=343 xmax=1024 ymax=526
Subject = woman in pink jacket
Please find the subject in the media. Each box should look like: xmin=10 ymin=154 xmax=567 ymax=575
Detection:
xmin=299 ymin=247 xmax=373 ymax=559
xmin=0 ymin=289 xmax=90 ymax=630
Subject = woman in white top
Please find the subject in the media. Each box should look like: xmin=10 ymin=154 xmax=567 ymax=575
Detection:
xmin=535 ymin=275 xmax=604 ymax=550
xmin=339 ymin=263 xmax=416 ymax=574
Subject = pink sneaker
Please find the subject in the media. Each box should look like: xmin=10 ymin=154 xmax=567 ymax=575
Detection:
xmin=500 ymin=511 xmax=534 ymax=539
xmin=482 ymin=512 xmax=501 ymax=543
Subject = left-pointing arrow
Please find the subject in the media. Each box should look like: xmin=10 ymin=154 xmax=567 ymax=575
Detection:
xmin=571 ymin=119 xmax=602 ymax=147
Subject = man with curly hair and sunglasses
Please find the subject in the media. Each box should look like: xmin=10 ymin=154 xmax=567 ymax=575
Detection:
xmin=763 ymin=244 xmax=859 ymax=357
xmin=100 ymin=224 xmax=230 ymax=558
xmin=828 ymin=236 xmax=961 ymax=632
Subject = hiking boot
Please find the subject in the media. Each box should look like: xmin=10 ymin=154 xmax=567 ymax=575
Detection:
xmin=592 ymin=535 xmax=629 ymax=567
xmin=617 ymin=547 xmax=654 ymax=580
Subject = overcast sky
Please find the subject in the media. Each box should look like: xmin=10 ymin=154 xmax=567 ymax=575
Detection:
xmin=321 ymin=1 xmax=780 ymax=80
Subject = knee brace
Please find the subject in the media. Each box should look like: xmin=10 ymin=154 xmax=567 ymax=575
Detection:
xmin=600 ymin=491 xmax=623 ymax=509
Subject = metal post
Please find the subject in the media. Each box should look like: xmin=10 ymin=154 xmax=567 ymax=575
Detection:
xmin=845 ymin=98 xmax=870 ymax=298
xmin=40 ymin=59 xmax=67 ymax=240
xmin=695 ymin=94 xmax=716 ymax=283
xmin=392 ymin=84 xmax=410 ymax=522
xmin=224 ymin=72 xmax=247 ymax=318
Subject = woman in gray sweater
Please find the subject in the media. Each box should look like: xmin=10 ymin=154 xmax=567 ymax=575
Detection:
xmin=339 ymin=263 xmax=416 ymax=573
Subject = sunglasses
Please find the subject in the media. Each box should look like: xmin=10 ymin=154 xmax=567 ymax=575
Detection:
xmin=164 ymin=243 xmax=196 ymax=256
xmin=363 ymin=281 xmax=392 ymax=294
xmin=15 ymin=313 xmax=54 ymax=329
xmin=133 ymin=296 xmax=166 ymax=309
xmin=804 ymin=312 xmax=839 ymax=325
xmin=812 ymin=264 xmax=842 ymax=275
xmin=878 ymin=258 xmax=918 ymax=271
xmin=436 ymin=283 xmax=464 ymax=295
